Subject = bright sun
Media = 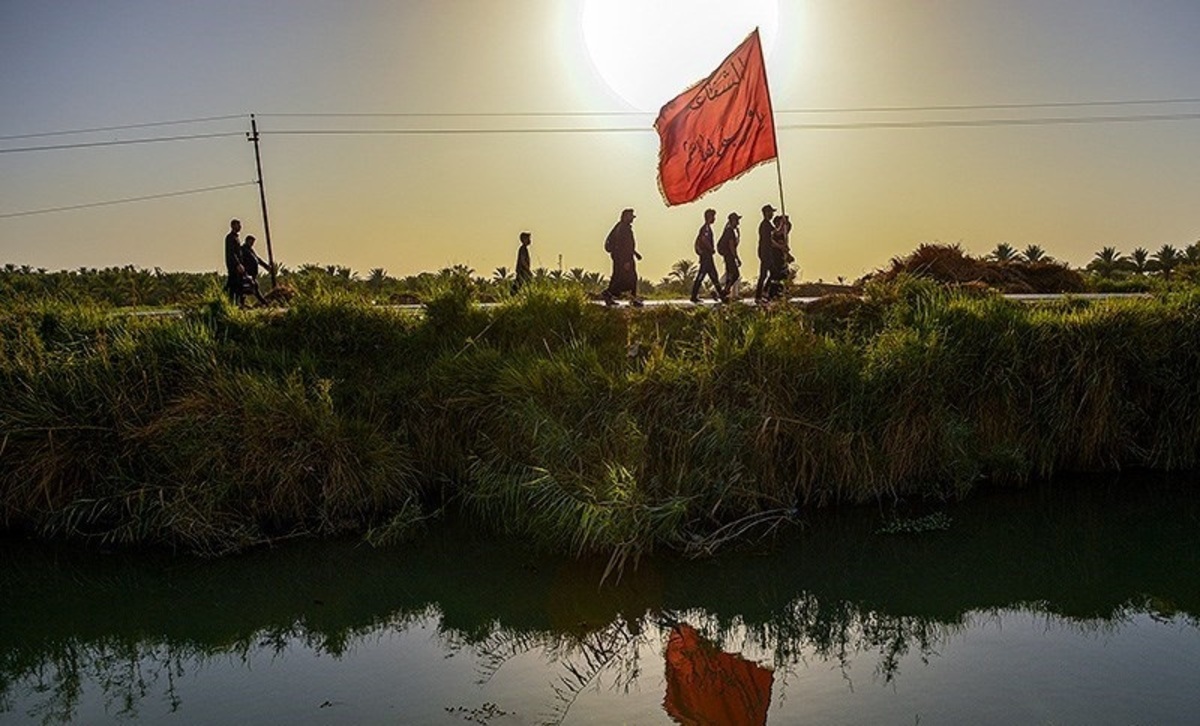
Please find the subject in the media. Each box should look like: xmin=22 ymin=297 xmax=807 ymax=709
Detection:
xmin=582 ymin=0 xmax=780 ymax=112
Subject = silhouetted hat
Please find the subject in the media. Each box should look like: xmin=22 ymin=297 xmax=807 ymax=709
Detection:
xmin=761 ymin=204 xmax=776 ymax=214
xmin=728 ymin=212 xmax=742 ymax=220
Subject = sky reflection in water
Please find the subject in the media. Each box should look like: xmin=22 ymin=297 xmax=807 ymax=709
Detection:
xmin=2 ymin=476 xmax=1199 ymax=724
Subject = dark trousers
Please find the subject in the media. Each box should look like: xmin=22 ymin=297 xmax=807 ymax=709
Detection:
xmin=226 ymin=273 xmax=241 ymax=303
xmin=691 ymin=254 xmax=721 ymax=300
xmin=754 ymin=258 xmax=771 ymax=299
xmin=721 ymin=254 xmax=740 ymax=294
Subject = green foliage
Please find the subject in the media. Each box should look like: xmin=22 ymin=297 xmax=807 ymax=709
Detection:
xmin=7 ymin=282 xmax=1200 ymax=562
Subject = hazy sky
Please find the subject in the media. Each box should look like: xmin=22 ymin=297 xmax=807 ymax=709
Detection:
xmin=2 ymin=0 xmax=1199 ymax=282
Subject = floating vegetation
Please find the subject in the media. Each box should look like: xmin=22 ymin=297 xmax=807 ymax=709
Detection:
xmin=445 ymin=702 xmax=511 ymax=725
xmin=876 ymin=512 xmax=953 ymax=535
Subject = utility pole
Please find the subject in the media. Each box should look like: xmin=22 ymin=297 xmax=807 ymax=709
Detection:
xmin=247 ymin=114 xmax=277 ymax=287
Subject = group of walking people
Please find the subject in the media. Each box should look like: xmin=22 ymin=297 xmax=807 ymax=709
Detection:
xmin=681 ymin=204 xmax=792 ymax=306
xmin=596 ymin=203 xmax=792 ymax=306
xmin=223 ymin=218 xmax=271 ymax=306
xmin=690 ymin=203 xmax=793 ymax=304
xmin=512 ymin=204 xmax=793 ymax=306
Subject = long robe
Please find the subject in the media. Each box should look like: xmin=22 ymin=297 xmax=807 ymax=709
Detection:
xmin=605 ymin=221 xmax=639 ymax=296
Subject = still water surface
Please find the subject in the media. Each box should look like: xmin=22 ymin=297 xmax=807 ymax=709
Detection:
xmin=3 ymin=477 xmax=1200 ymax=724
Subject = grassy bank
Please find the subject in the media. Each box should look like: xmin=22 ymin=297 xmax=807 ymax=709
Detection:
xmin=3 ymin=277 xmax=1200 ymax=568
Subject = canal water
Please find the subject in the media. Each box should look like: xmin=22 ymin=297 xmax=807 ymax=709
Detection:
xmin=2 ymin=476 xmax=1199 ymax=724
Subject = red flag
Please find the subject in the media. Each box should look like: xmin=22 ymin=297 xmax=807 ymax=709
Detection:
xmin=663 ymin=624 xmax=773 ymax=726
xmin=655 ymin=29 xmax=778 ymax=207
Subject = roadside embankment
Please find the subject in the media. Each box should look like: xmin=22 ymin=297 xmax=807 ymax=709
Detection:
xmin=3 ymin=277 xmax=1199 ymax=567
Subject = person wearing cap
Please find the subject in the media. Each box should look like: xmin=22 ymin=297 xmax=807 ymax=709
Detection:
xmin=717 ymin=211 xmax=742 ymax=300
xmin=690 ymin=208 xmax=724 ymax=304
xmin=512 ymin=231 xmax=533 ymax=293
xmin=602 ymin=208 xmax=643 ymax=307
xmin=754 ymin=204 xmax=776 ymax=302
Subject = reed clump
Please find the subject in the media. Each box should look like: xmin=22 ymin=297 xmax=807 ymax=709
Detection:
xmin=3 ymin=279 xmax=1200 ymax=562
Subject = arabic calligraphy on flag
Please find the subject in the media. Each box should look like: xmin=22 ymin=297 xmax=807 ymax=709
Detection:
xmin=655 ymin=28 xmax=778 ymax=206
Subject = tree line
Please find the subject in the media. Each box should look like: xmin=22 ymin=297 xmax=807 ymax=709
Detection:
xmin=4 ymin=238 xmax=1200 ymax=307
xmin=981 ymin=240 xmax=1200 ymax=281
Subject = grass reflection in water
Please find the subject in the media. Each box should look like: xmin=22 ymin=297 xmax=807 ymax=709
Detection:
xmin=2 ymin=477 xmax=1199 ymax=724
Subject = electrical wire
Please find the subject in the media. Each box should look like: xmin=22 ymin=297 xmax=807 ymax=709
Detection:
xmin=779 ymin=96 xmax=1200 ymax=114
xmin=5 ymin=96 xmax=1200 ymax=141
xmin=777 ymin=111 xmax=1200 ymax=130
xmin=264 ymin=127 xmax=649 ymax=136
xmin=0 ymin=181 xmax=257 ymax=219
xmin=259 ymin=111 xmax=648 ymax=118
xmin=0 ymin=132 xmax=245 ymax=154
xmin=4 ymin=98 xmax=1199 ymax=220
xmin=0 ymin=114 xmax=246 ymax=141
xmin=260 ymin=111 xmax=1200 ymax=136
xmin=258 ymin=96 xmax=1200 ymax=118
xmin=3 ymin=95 xmax=1200 ymax=151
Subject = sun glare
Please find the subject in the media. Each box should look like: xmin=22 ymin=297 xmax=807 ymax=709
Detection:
xmin=582 ymin=0 xmax=780 ymax=112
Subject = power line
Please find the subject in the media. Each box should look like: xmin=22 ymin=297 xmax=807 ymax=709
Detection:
xmin=2 ymin=96 xmax=1199 ymax=152
xmin=5 ymin=113 xmax=1197 ymax=152
xmin=260 ymin=111 xmax=1200 ymax=137
xmin=0 ymin=114 xmax=246 ymax=141
xmin=779 ymin=96 xmax=1200 ymax=114
xmin=4 ymin=96 xmax=1199 ymax=142
xmin=777 ymin=111 xmax=1200 ymax=130
xmin=259 ymin=111 xmax=648 ymax=118
xmin=0 ymin=131 xmax=244 ymax=154
xmin=0 ymin=181 xmax=256 ymax=219
xmin=258 ymin=96 xmax=1200 ymax=118
xmin=264 ymin=127 xmax=648 ymax=136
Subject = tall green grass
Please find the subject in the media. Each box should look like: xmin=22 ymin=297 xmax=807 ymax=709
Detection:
xmin=3 ymin=277 xmax=1200 ymax=562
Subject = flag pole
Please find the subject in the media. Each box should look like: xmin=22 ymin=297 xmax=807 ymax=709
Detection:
xmin=756 ymin=27 xmax=786 ymax=218
xmin=773 ymin=157 xmax=786 ymax=219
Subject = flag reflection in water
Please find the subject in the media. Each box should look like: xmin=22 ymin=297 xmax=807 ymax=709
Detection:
xmin=663 ymin=623 xmax=773 ymax=725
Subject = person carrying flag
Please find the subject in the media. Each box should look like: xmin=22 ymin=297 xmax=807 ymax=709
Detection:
xmin=754 ymin=204 xmax=776 ymax=303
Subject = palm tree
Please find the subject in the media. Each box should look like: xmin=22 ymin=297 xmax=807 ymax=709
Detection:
xmin=1021 ymin=244 xmax=1048 ymax=263
xmin=1087 ymin=246 xmax=1123 ymax=277
xmin=368 ymin=268 xmax=388 ymax=292
xmin=988 ymin=243 xmax=1017 ymax=263
xmin=1129 ymin=247 xmax=1150 ymax=275
xmin=1153 ymin=245 xmax=1181 ymax=279
xmin=669 ymin=259 xmax=697 ymax=284
xmin=492 ymin=266 xmax=511 ymax=281
xmin=1184 ymin=241 xmax=1200 ymax=265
